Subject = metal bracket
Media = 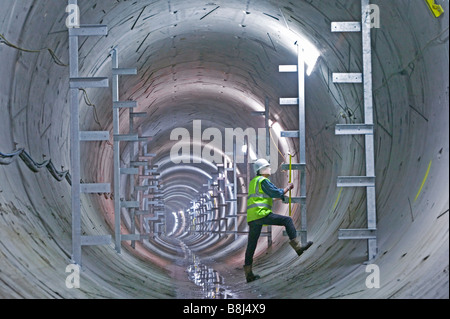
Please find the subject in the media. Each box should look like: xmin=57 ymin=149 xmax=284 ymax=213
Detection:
xmin=331 ymin=22 xmax=361 ymax=32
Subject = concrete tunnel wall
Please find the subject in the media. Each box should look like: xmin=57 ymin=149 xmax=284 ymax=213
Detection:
xmin=0 ymin=0 xmax=448 ymax=299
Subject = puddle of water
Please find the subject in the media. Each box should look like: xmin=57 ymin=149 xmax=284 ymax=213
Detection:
xmin=179 ymin=241 xmax=235 ymax=299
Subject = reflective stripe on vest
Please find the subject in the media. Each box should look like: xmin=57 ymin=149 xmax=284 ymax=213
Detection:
xmin=247 ymin=176 xmax=273 ymax=223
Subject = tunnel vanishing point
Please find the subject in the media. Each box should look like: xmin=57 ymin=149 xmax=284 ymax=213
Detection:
xmin=0 ymin=0 xmax=448 ymax=299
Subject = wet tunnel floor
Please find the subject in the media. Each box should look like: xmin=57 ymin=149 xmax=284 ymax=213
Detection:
xmin=165 ymin=237 xmax=239 ymax=299
xmin=163 ymin=236 xmax=302 ymax=300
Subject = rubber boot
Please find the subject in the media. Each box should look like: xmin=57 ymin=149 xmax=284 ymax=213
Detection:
xmin=289 ymin=238 xmax=313 ymax=256
xmin=244 ymin=265 xmax=260 ymax=283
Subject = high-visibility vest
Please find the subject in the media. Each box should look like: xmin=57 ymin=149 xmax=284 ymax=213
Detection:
xmin=247 ymin=176 xmax=273 ymax=223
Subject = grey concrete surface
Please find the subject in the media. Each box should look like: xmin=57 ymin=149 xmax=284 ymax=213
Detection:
xmin=0 ymin=0 xmax=448 ymax=299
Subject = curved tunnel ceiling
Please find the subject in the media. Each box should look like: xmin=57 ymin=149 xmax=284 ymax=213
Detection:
xmin=0 ymin=0 xmax=448 ymax=299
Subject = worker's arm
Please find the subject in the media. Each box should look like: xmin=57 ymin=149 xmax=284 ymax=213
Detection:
xmin=261 ymin=179 xmax=293 ymax=201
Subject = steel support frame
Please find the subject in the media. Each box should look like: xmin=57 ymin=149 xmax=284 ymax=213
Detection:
xmin=111 ymin=47 xmax=140 ymax=253
xmin=278 ymin=44 xmax=309 ymax=247
xmin=68 ymin=0 xmax=111 ymax=266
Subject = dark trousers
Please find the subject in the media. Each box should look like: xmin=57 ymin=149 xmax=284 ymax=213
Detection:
xmin=244 ymin=213 xmax=297 ymax=266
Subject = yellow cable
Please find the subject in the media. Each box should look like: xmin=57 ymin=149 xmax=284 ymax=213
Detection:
xmin=332 ymin=187 xmax=343 ymax=211
xmin=414 ymin=160 xmax=432 ymax=202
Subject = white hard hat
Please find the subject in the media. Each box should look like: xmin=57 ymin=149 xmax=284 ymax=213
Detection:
xmin=254 ymin=158 xmax=270 ymax=174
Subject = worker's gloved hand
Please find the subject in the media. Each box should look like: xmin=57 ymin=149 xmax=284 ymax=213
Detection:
xmin=287 ymin=183 xmax=294 ymax=190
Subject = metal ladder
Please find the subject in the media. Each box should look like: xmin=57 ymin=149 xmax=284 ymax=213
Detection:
xmin=224 ymin=140 xmax=239 ymax=241
xmin=137 ymin=146 xmax=162 ymax=241
xmin=332 ymin=0 xmax=377 ymax=261
xmin=111 ymin=47 xmax=153 ymax=253
xmin=279 ymin=44 xmax=309 ymax=247
xmin=68 ymin=0 xmax=111 ymax=266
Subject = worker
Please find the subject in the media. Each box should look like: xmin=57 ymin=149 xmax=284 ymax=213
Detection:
xmin=244 ymin=158 xmax=313 ymax=283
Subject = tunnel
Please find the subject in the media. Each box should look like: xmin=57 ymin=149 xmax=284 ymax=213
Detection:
xmin=0 ymin=0 xmax=448 ymax=300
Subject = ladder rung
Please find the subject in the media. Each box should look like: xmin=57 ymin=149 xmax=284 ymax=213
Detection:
xmin=331 ymin=22 xmax=361 ymax=32
xmin=142 ymin=194 xmax=163 ymax=199
xmin=143 ymin=153 xmax=157 ymax=157
xmin=282 ymin=196 xmax=306 ymax=204
xmin=280 ymin=98 xmax=299 ymax=105
xmin=121 ymin=201 xmax=140 ymax=208
xmin=336 ymin=124 xmax=374 ymax=135
xmin=135 ymin=210 xmax=151 ymax=215
xmin=135 ymin=186 xmax=149 ymax=191
xmin=148 ymin=204 xmax=164 ymax=208
xmin=120 ymin=167 xmax=139 ymax=175
xmin=338 ymin=229 xmax=377 ymax=240
xmin=139 ymin=175 xmax=158 ymax=180
xmin=79 ymin=131 xmax=109 ymax=141
xmin=114 ymin=134 xmax=138 ymax=142
xmin=279 ymin=65 xmax=298 ymax=72
xmin=112 ymin=68 xmax=137 ymax=75
xmin=131 ymin=161 xmax=148 ymax=166
xmin=125 ymin=234 xmax=150 ymax=241
xmin=281 ymin=163 xmax=306 ymax=171
xmin=69 ymin=25 xmax=108 ymax=37
xmin=333 ymin=73 xmax=362 ymax=83
xmin=70 ymin=77 xmax=109 ymax=88
xmin=80 ymin=183 xmax=111 ymax=193
xmin=121 ymin=234 xmax=149 ymax=241
xmin=337 ymin=176 xmax=375 ymax=187
xmin=138 ymin=136 xmax=153 ymax=142
xmin=281 ymin=131 xmax=299 ymax=138
xmin=81 ymin=235 xmax=111 ymax=246
xmin=113 ymin=101 xmax=137 ymax=109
